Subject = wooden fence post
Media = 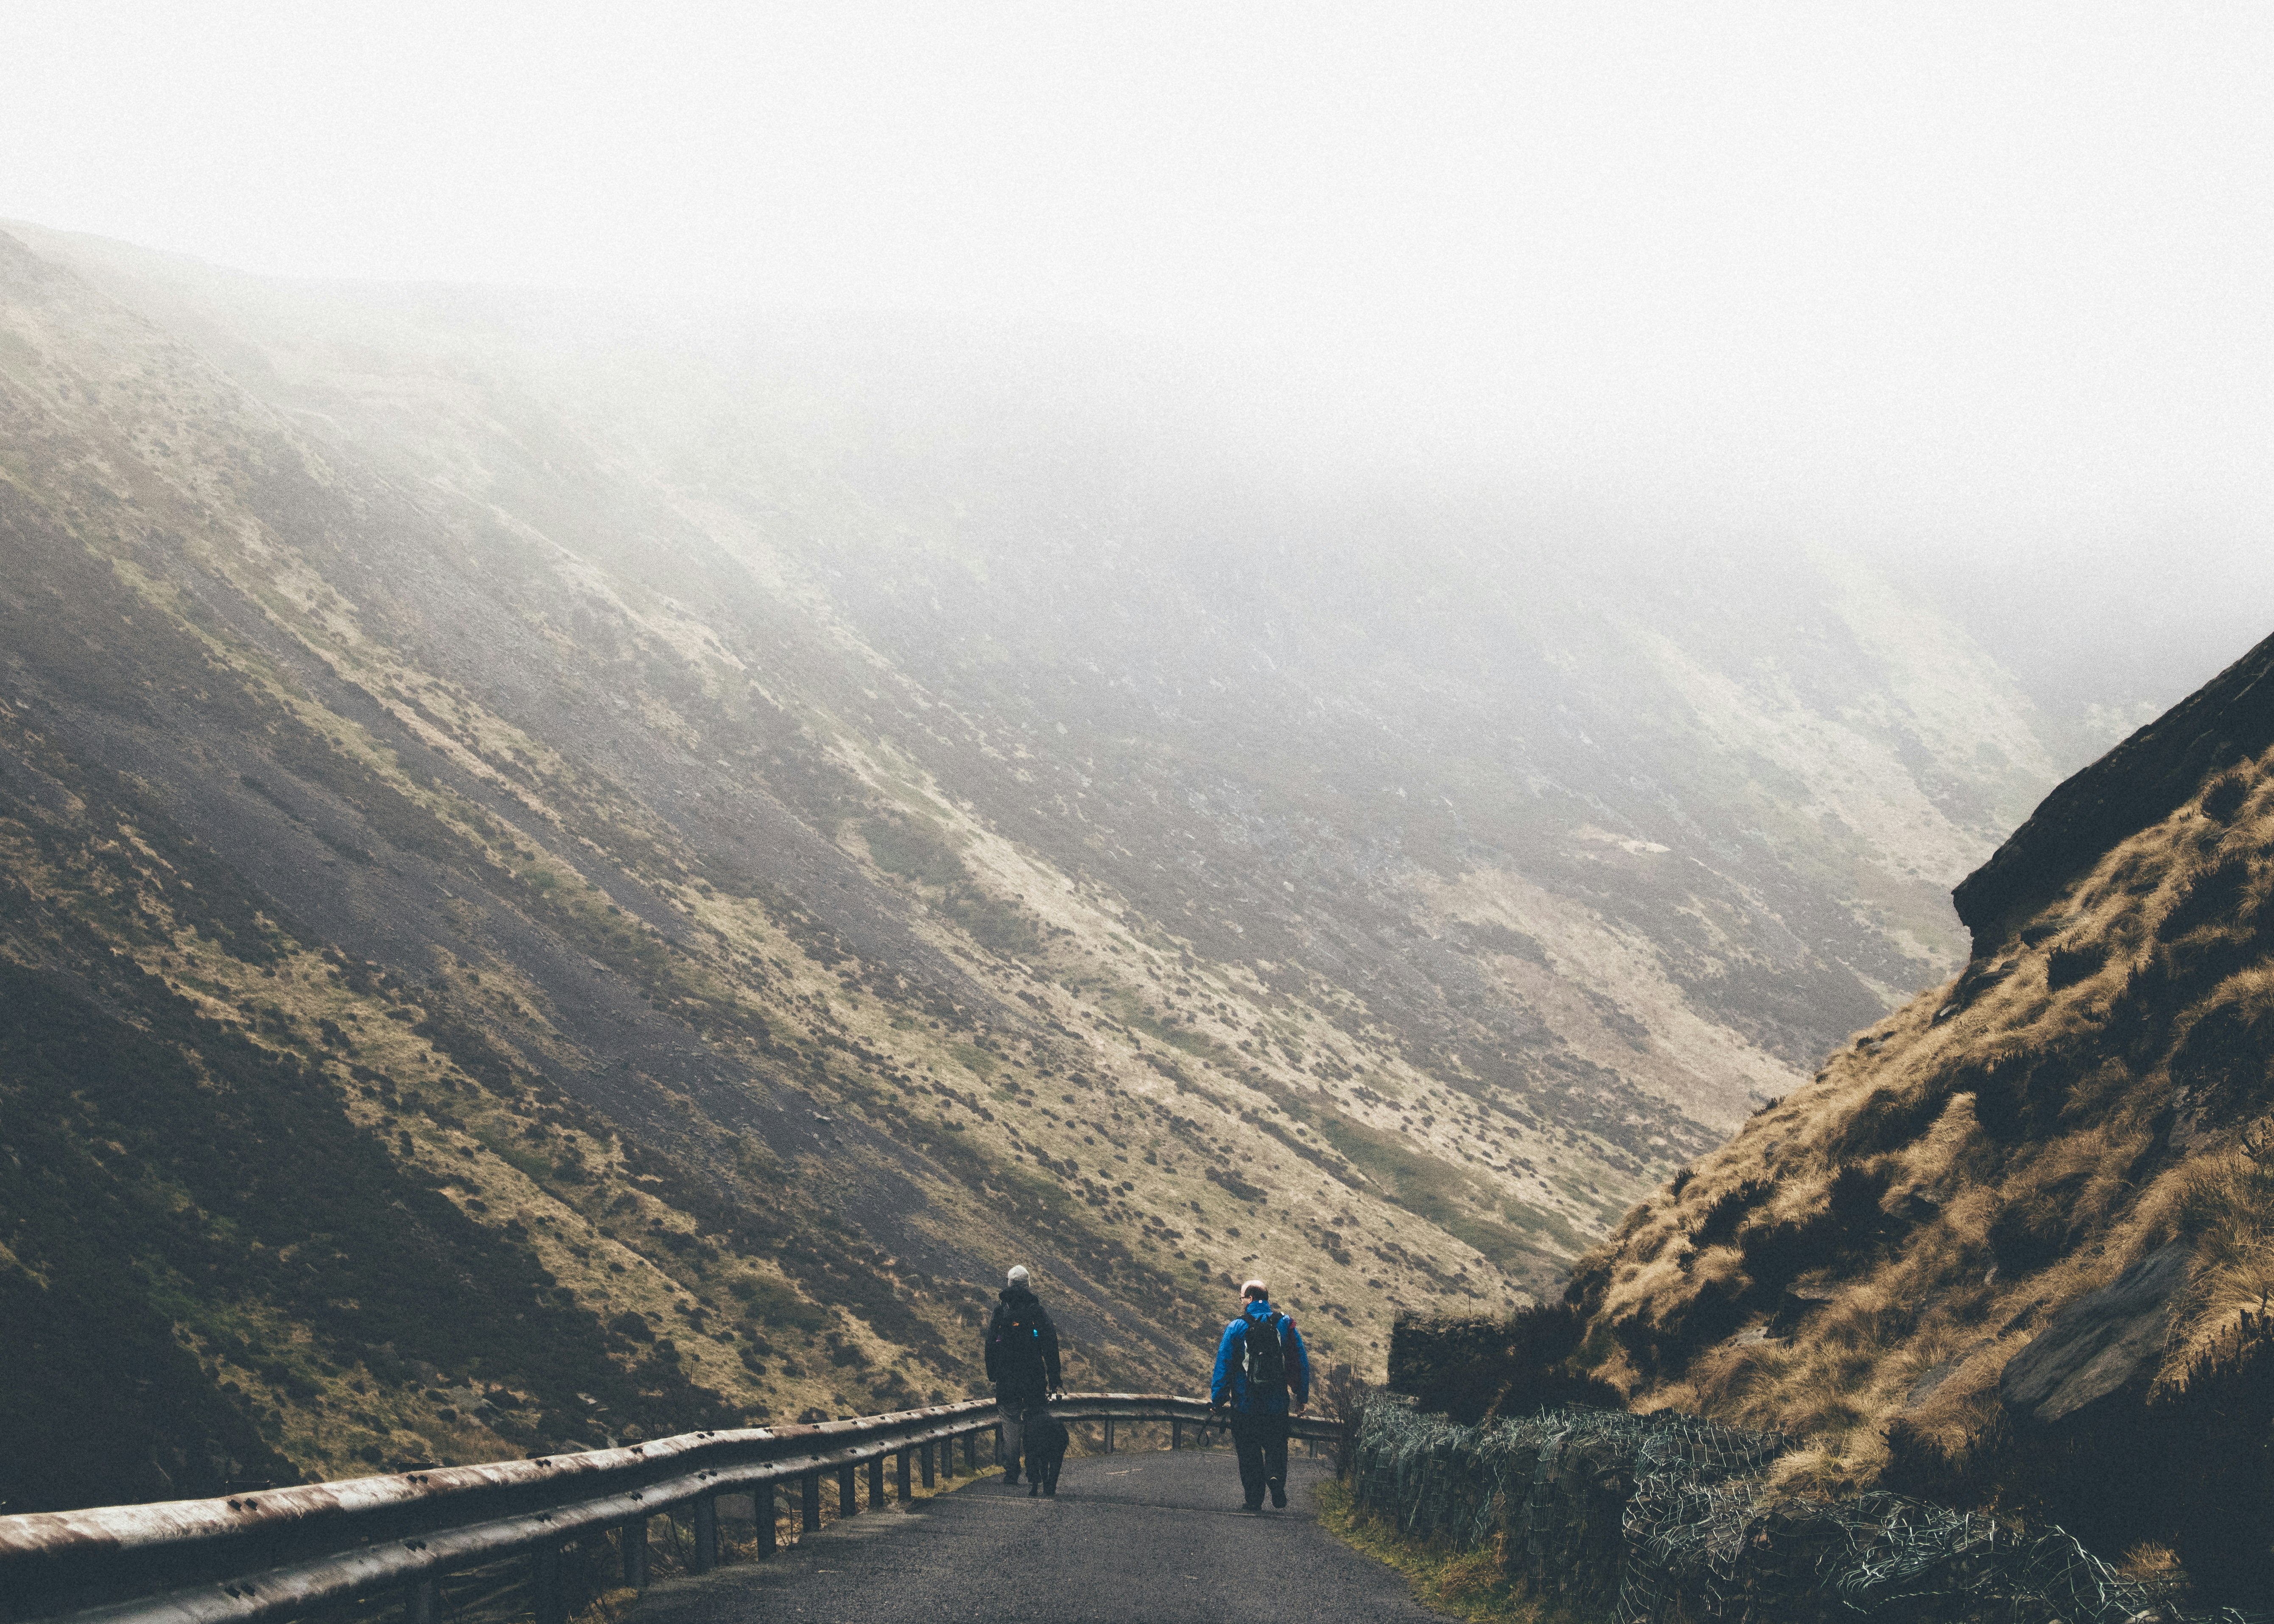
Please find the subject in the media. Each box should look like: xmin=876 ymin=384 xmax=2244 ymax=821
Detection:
xmin=1171 ymin=1418 xmax=1182 ymax=1450
xmin=965 ymin=1429 xmax=978 ymax=1470
xmin=920 ymin=1440 xmax=936 ymax=1489
xmin=896 ymin=1448 xmax=912 ymax=1507
xmin=838 ymin=1462 xmax=857 ymax=1516
xmin=405 ymin=1576 xmax=437 ymax=1624
xmin=1103 ymin=1420 xmax=1115 ymax=1454
xmin=756 ymin=1488 xmax=776 ymax=1558
xmin=868 ymin=1454 xmax=886 ymax=1509
xmin=801 ymin=1471 xmax=821 ymax=1533
xmin=692 ymin=1494 xmax=718 ymax=1572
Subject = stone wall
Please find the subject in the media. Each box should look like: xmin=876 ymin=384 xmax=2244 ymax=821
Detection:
xmin=1346 ymin=1400 xmax=2205 ymax=1624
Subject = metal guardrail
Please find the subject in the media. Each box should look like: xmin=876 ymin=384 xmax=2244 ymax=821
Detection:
xmin=0 ymin=1394 xmax=1341 ymax=1624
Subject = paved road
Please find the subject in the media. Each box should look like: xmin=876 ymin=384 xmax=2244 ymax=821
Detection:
xmin=630 ymin=1451 xmax=1445 ymax=1624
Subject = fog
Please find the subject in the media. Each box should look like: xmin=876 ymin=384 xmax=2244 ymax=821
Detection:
xmin=7 ymin=3 xmax=2273 ymax=707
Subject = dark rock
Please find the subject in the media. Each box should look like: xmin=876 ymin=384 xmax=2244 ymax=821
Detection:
xmin=1901 ymin=1337 xmax=1990 ymax=1411
xmin=1954 ymin=630 xmax=2274 ymax=956
xmin=1896 ymin=1191 xmax=1941 ymax=1224
xmin=1769 ymin=1286 xmax=1838 ymax=1335
xmin=1999 ymin=1241 xmax=2193 ymax=1426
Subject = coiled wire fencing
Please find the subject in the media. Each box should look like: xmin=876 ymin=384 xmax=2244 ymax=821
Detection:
xmin=1349 ymin=1399 xmax=2262 ymax=1624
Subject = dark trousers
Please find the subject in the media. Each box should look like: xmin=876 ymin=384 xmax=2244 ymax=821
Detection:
xmin=1230 ymin=1413 xmax=1289 ymax=1508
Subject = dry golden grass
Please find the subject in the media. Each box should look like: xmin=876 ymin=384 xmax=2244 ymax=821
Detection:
xmin=1570 ymin=745 xmax=2274 ymax=1476
xmin=2170 ymin=1142 xmax=2274 ymax=1368
xmin=567 ymin=1588 xmax=640 ymax=1624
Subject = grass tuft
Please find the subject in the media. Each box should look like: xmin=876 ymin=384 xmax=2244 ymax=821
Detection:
xmin=1312 ymin=1478 xmax=1554 ymax=1624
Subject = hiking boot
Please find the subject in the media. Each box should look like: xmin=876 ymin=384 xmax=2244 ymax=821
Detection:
xmin=1003 ymin=1471 xmax=1021 ymax=1487
xmin=1028 ymin=1481 xmax=1040 ymax=1497
xmin=1269 ymin=1480 xmax=1287 ymax=1509
xmin=1042 ymin=1482 xmax=1057 ymax=1497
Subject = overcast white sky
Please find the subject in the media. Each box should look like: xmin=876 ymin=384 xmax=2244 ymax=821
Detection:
xmin=5 ymin=4 xmax=2273 ymax=588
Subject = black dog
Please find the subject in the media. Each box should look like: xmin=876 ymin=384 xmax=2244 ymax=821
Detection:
xmin=1021 ymin=1400 xmax=1069 ymax=1497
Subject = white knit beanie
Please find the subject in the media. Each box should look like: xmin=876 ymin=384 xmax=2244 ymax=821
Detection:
xmin=1007 ymin=1265 xmax=1030 ymax=1286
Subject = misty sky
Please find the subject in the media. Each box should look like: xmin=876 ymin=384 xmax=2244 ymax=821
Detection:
xmin=5 ymin=4 xmax=2273 ymax=627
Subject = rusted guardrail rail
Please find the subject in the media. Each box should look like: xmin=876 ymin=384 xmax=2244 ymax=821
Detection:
xmin=0 ymin=1393 xmax=1340 ymax=1624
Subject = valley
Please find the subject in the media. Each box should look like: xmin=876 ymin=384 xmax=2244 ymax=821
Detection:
xmin=0 ymin=221 xmax=2092 ymax=1512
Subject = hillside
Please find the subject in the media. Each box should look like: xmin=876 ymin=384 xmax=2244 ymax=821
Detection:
xmin=0 ymin=221 xmax=2076 ymax=1513
xmin=1561 ymin=626 xmax=2274 ymax=1590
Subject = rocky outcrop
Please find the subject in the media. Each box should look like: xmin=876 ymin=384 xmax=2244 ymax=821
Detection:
xmin=1998 ymin=1241 xmax=2193 ymax=1426
xmin=1954 ymin=630 xmax=2274 ymax=954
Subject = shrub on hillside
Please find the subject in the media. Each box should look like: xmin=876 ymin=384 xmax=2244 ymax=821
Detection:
xmin=1313 ymin=1361 xmax=1377 ymax=1476
xmin=2203 ymin=771 xmax=2253 ymax=824
xmin=1689 ymin=1179 xmax=1772 ymax=1249
xmin=2045 ymin=939 xmax=2109 ymax=991
xmin=1834 ymin=1083 xmax=1947 ymax=1158
xmin=2156 ymin=853 xmax=2257 ymax=942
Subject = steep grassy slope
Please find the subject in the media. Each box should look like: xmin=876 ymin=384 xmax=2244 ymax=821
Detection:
xmin=0 ymin=227 xmax=1653 ymax=1510
xmin=20 ymin=221 xmax=2074 ymax=1139
xmin=0 ymin=223 xmax=2076 ymax=1514
xmin=1561 ymin=629 xmax=2274 ymax=1565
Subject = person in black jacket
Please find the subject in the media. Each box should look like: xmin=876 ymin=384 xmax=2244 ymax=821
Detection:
xmin=983 ymin=1265 xmax=1061 ymax=1487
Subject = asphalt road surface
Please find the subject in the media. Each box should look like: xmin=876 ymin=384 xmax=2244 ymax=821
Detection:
xmin=630 ymin=1450 xmax=1446 ymax=1624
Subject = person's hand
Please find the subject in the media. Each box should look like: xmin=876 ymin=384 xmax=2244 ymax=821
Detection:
xmin=1292 ymin=1404 xmax=1309 ymax=1419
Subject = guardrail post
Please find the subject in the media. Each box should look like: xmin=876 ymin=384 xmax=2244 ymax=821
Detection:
xmin=534 ymin=1545 xmax=565 ymax=1624
xmin=692 ymin=1493 xmax=718 ymax=1572
xmin=623 ymin=1515 xmax=650 ymax=1586
xmin=24 ymin=1393 xmax=1246 ymax=1623
xmin=838 ymin=1462 xmax=857 ymax=1516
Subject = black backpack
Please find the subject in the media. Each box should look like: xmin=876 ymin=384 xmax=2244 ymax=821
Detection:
xmin=1242 ymin=1311 xmax=1287 ymax=1399
xmin=993 ymin=1303 xmax=1045 ymax=1376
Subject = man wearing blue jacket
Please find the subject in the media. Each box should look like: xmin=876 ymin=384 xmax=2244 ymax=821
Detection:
xmin=1209 ymin=1278 xmax=1312 ymax=1512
